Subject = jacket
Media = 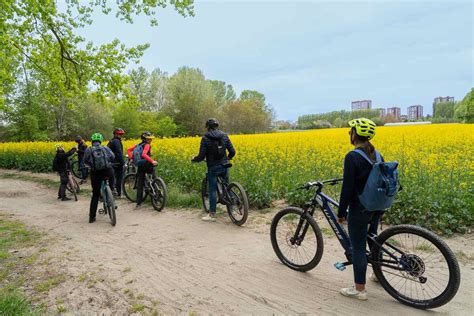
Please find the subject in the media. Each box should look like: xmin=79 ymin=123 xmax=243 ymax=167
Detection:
xmin=192 ymin=129 xmax=235 ymax=167
xmin=55 ymin=148 xmax=77 ymax=173
xmin=107 ymin=136 xmax=124 ymax=166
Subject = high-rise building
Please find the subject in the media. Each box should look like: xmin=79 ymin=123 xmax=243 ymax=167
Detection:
xmin=433 ymin=96 xmax=455 ymax=116
xmin=377 ymin=108 xmax=386 ymax=117
xmin=408 ymin=105 xmax=423 ymax=120
xmin=351 ymin=100 xmax=372 ymax=111
xmin=387 ymin=107 xmax=401 ymax=119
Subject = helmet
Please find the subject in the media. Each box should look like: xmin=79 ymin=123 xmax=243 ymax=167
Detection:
xmin=141 ymin=131 xmax=155 ymax=141
xmin=205 ymin=118 xmax=219 ymax=129
xmin=55 ymin=144 xmax=64 ymax=151
xmin=75 ymin=135 xmax=82 ymax=143
xmin=348 ymin=118 xmax=376 ymax=140
xmin=113 ymin=128 xmax=125 ymax=135
xmin=91 ymin=133 xmax=104 ymax=143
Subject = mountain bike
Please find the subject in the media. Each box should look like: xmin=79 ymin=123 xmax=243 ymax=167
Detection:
xmin=65 ymin=170 xmax=80 ymax=201
xmin=98 ymin=176 xmax=116 ymax=226
xmin=270 ymin=179 xmax=460 ymax=309
xmin=201 ymin=163 xmax=249 ymax=226
xmin=70 ymin=154 xmax=87 ymax=181
xmin=122 ymin=170 xmax=167 ymax=211
xmin=123 ymin=156 xmax=137 ymax=176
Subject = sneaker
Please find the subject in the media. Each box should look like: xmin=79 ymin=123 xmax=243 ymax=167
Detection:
xmin=369 ymin=273 xmax=379 ymax=283
xmin=340 ymin=286 xmax=368 ymax=301
xmin=61 ymin=197 xmax=72 ymax=201
xmin=89 ymin=217 xmax=96 ymax=223
xmin=202 ymin=213 xmax=216 ymax=222
xmin=136 ymin=203 xmax=142 ymax=209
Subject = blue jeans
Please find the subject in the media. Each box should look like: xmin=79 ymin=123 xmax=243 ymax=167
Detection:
xmin=348 ymin=207 xmax=382 ymax=284
xmin=208 ymin=164 xmax=229 ymax=214
xmin=79 ymin=159 xmax=88 ymax=180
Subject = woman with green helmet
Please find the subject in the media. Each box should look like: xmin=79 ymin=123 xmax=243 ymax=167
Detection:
xmin=337 ymin=118 xmax=384 ymax=301
xmin=83 ymin=133 xmax=116 ymax=223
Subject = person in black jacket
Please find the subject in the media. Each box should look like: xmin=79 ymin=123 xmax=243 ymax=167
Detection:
xmin=107 ymin=128 xmax=125 ymax=197
xmin=75 ymin=136 xmax=88 ymax=184
xmin=54 ymin=144 xmax=77 ymax=201
xmin=337 ymin=118 xmax=383 ymax=301
xmin=192 ymin=118 xmax=236 ymax=222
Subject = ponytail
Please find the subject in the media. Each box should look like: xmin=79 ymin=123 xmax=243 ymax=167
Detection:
xmin=360 ymin=141 xmax=376 ymax=162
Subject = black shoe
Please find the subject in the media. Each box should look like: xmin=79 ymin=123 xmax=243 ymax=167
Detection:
xmin=89 ymin=217 xmax=96 ymax=223
xmin=61 ymin=197 xmax=72 ymax=201
xmin=57 ymin=196 xmax=61 ymax=200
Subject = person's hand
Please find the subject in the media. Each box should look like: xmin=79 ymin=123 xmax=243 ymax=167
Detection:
xmin=337 ymin=216 xmax=346 ymax=224
xmin=152 ymin=160 xmax=158 ymax=166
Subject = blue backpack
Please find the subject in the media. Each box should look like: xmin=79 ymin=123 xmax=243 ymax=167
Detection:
xmin=132 ymin=143 xmax=146 ymax=167
xmin=354 ymin=149 xmax=400 ymax=211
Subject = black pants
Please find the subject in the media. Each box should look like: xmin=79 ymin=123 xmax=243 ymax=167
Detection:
xmin=136 ymin=162 xmax=154 ymax=205
xmin=89 ymin=168 xmax=115 ymax=220
xmin=348 ymin=207 xmax=382 ymax=284
xmin=58 ymin=171 xmax=68 ymax=199
xmin=113 ymin=165 xmax=124 ymax=196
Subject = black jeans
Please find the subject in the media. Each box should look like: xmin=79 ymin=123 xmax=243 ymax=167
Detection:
xmin=58 ymin=171 xmax=68 ymax=198
xmin=113 ymin=165 xmax=124 ymax=196
xmin=89 ymin=168 xmax=115 ymax=220
xmin=136 ymin=162 xmax=154 ymax=205
xmin=348 ymin=207 xmax=382 ymax=284
xmin=78 ymin=158 xmax=88 ymax=180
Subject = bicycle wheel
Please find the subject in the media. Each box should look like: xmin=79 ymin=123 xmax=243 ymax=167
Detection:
xmin=226 ymin=182 xmax=249 ymax=226
xmin=66 ymin=177 xmax=78 ymax=201
xmin=371 ymin=225 xmax=460 ymax=309
xmin=270 ymin=207 xmax=324 ymax=272
xmin=104 ymin=185 xmax=116 ymax=226
xmin=71 ymin=160 xmax=81 ymax=179
xmin=150 ymin=178 xmax=167 ymax=212
xmin=201 ymin=177 xmax=210 ymax=213
xmin=123 ymin=173 xmax=137 ymax=202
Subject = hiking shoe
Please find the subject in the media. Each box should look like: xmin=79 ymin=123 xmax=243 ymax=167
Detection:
xmin=61 ymin=197 xmax=72 ymax=201
xmin=340 ymin=286 xmax=368 ymax=301
xmin=369 ymin=273 xmax=379 ymax=283
xmin=202 ymin=213 xmax=216 ymax=222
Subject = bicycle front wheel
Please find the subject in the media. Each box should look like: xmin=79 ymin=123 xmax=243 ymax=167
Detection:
xmin=226 ymin=182 xmax=249 ymax=226
xmin=104 ymin=186 xmax=116 ymax=226
xmin=66 ymin=177 xmax=78 ymax=201
xmin=270 ymin=207 xmax=324 ymax=272
xmin=123 ymin=173 xmax=137 ymax=202
xmin=71 ymin=160 xmax=81 ymax=179
xmin=201 ymin=177 xmax=210 ymax=213
xmin=150 ymin=178 xmax=167 ymax=212
xmin=371 ymin=225 xmax=460 ymax=309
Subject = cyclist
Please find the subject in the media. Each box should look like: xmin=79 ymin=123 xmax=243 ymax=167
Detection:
xmin=53 ymin=144 xmax=77 ymax=201
xmin=191 ymin=118 xmax=235 ymax=222
xmin=107 ymin=128 xmax=125 ymax=198
xmin=127 ymin=131 xmax=158 ymax=207
xmin=75 ymin=136 xmax=88 ymax=184
xmin=337 ymin=118 xmax=383 ymax=301
xmin=83 ymin=133 xmax=115 ymax=223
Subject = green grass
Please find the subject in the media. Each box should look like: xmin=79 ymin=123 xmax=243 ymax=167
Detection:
xmin=0 ymin=290 xmax=41 ymax=316
xmin=166 ymin=185 xmax=202 ymax=208
xmin=34 ymin=275 xmax=66 ymax=293
xmin=129 ymin=303 xmax=145 ymax=313
xmin=0 ymin=172 xmax=91 ymax=194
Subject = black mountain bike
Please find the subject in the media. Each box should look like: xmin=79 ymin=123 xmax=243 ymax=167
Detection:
xmin=270 ymin=179 xmax=460 ymax=309
xmin=201 ymin=163 xmax=249 ymax=226
xmin=123 ymin=171 xmax=167 ymax=211
xmin=98 ymin=176 xmax=116 ymax=226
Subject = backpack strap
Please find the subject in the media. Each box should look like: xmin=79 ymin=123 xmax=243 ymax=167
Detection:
xmin=353 ymin=148 xmax=374 ymax=165
xmin=374 ymin=150 xmax=382 ymax=163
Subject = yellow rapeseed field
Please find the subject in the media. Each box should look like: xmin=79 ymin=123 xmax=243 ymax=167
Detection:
xmin=1 ymin=123 xmax=473 ymax=233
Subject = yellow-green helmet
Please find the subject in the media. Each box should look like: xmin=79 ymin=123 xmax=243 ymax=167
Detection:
xmin=348 ymin=118 xmax=376 ymax=140
xmin=91 ymin=133 xmax=104 ymax=143
xmin=55 ymin=144 xmax=64 ymax=151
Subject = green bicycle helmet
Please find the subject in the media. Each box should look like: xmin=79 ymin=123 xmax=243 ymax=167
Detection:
xmin=348 ymin=118 xmax=376 ymax=140
xmin=91 ymin=132 xmax=104 ymax=143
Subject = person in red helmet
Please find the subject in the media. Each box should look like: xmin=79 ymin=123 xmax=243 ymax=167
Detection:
xmin=107 ymin=128 xmax=125 ymax=198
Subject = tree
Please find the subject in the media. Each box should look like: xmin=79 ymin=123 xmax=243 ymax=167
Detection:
xmin=433 ymin=102 xmax=456 ymax=119
xmin=455 ymin=89 xmax=474 ymax=123
xmin=113 ymin=96 xmax=141 ymax=138
xmin=209 ymin=80 xmax=236 ymax=108
xmin=128 ymin=67 xmax=169 ymax=111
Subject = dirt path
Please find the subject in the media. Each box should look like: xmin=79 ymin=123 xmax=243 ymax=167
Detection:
xmin=0 ymin=175 xmax=472 ymax=315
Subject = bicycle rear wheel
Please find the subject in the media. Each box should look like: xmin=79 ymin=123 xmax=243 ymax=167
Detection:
xmin=226 ymin=182 xmax=249 ymax=226
xmin=371 ymin=225 xmax=460 ymax=309
xmin=123 ymin=173 xmax=137 ymax=202
xmin=71 ymin=160 xmax=81 ymax=179
xmin=104 ymin=186 xmax=116 ymax=226
xmin=270 ymin=207 xmax=324 ymax=272
xmin=201 ymin=177 xmax=210 ymax=213
xmin=150 ymin=178 xmax=167 ymax=212
xmin=66 ymin=177 xmax=78 ymax=201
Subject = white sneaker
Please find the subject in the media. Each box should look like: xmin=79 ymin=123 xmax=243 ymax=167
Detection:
xmin=340 ymin=286 xmax=368 ymax=301
xmin=369 ymin=273 xmax=379 ymax=282
xmin=202 ymin=213 xmax=216 ymax=222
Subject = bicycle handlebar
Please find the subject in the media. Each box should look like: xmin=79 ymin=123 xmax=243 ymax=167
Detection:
xmin=297 ymin=178 xmax=343 ymax=190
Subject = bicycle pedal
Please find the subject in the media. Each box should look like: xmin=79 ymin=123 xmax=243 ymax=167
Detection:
xmin=334 ymin=262 xmax=346 ymax=271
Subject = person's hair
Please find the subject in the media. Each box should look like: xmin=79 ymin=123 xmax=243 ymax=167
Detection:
xmin=351 ymin=127 xmax=376 ymax=161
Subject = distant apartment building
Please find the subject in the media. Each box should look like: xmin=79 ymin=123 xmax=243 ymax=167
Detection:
xmin=377 ymin=108 xmax=386 ymax=117
xmin=351 ymin=100 xmax=372 ymax=111
xmin=433 ymin=96 xmax=455 ymax=117
xmin=387 ymin=107 xmax=401 ymax=119
xmin=400 ymin=115 xmax=408 ymax=121
xmin=408 ymin=105 xmax=423 ymax=120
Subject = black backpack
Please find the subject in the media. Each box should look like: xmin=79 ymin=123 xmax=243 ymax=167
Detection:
xmin=52 ymin=156 xmax=59 ymax=172
xmin=208 ymin=137 xmax=226 ymax=160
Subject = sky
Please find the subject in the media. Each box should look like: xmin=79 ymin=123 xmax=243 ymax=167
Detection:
xmin=77 ymin=0 xmax=473 ymax=120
